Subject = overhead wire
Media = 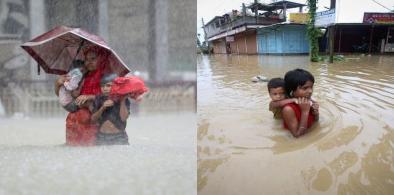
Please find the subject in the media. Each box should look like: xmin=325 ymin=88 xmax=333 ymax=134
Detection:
xmin=370 ymin=0 xmax=393 ymax=11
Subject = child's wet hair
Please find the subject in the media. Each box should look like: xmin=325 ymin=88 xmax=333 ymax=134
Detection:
xmin=284 ymin=69 xmax=315 ymax=97
xmin=100 ymin=73 xmax=118 ymax=86
xmin=70 ymin=59 xmax=85 ymax=70
xmin=267 ymin=78 xmax=285 ymax=92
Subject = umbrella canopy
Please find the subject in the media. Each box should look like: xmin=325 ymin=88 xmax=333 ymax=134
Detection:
xmin=21 ymin=25 xmax=130 ymax=76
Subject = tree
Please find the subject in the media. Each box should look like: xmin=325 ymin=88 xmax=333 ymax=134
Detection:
xmin=307 ymin=0 xmax=320 ymax=62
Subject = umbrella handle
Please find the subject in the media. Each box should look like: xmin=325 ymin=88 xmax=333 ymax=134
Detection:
xmin=70 ymin=39 xmax=85 ymax=71
xmin=37 ymin=64 xmax=40 ymax=75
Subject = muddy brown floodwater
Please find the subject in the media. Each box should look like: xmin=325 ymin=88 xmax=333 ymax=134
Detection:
xmin=197 ymin=54 xmax=394 ymax=195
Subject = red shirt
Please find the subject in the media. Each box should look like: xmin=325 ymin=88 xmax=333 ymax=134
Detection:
xmin=283 ymin=102 xmax=315 ymax=130
xmin=80 ymin=66 xmax=104 ymax=95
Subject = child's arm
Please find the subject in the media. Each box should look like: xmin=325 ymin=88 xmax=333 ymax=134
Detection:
xmin=70 ymin=82 xmax=83 ymax=98
xmin=54 ymin=75 xmax=69 ymax=96
xmin=91 ymin=100 xmax=114 ymax=122
xmin=269 ymin=98 xmax=297 ymax=111
xmin=71 ymin=89 xmax=81 ymax=98
xmin=119 ymin=96 xmax=130 ymax=122
xmin=311 ymin=100 xmax=319 ymax=121
xmin=282 ymin=97 xmax=310 ymax=138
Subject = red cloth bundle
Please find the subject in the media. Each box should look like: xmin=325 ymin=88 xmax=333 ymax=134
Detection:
xmin=110 ymin=76 xmax=148 ymax=100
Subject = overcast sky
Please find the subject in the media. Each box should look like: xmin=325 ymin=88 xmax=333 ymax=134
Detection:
xmin=197 ymin=0 xmax=394 ymax=39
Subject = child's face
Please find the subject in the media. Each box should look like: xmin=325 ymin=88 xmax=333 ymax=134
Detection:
xmin=269 ymin=87 xmax=286 ymax=101
xmin=293 ymin=80 xmax=314 ymax=99
xmin=101 ymin=82 xmax=113 ymax=96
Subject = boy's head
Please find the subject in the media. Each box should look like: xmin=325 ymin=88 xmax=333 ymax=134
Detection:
xmin=71 ymin=59 xmax=86 ymax=73
xmin=100 ymin=74 xmax=118 ymax=96
xmin=268 ymin=77 xmax=286 ymax=101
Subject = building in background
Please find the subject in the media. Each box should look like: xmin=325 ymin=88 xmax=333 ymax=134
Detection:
xmin=319 ymin=12 xmax=394 ymax=54
xmin=315 ymin=0 xmax=394 ymax=54
xmin=202 ymin=1 xmax=305 ymax=54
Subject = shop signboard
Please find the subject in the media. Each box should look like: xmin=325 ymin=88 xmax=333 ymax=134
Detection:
xmin=363 ymin=12 xmax=394 ymax=24
xmin=315 ymin=9 xmax=335 ymax=27
xmin=289 ymin=13 xmax=309 ymax=24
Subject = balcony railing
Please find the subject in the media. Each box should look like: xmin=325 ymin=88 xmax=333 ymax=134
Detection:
xmin=206 ymin=16 xmax=284 ymax=39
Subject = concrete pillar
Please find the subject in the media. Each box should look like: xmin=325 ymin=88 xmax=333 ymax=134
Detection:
xmin=98 ymin=0 xmax=109 ymax=40
xmin=148 ymin=0 xmax=168 ymax=83
xmin=155 ymin=0 xmax=169 ymax=79
xmin=29 ymin=0 xmax=46 ymax=80
xmin=368 ymin=26 xmax=374 ymax=54
xmin=329 ymin=26 xmax=335 ymax=63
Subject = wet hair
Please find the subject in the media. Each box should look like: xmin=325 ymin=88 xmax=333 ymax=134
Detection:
xmin=100 ymin=73 xmax=118 ymax=86
xmin=284 ymin=69 xmax=315 ymax=97
xmin=267 ymin=78 xmax=285 ymax=92
xmin=70 ymin=59 xmax=84 ymax=70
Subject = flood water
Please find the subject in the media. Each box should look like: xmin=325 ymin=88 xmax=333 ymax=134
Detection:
xmin=197 ymin=54 xmax=394 ymax=195
xmin=0 ymin=113 xmax=196 ymax=195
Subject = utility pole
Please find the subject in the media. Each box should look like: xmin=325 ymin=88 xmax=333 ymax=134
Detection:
xmin=254 ymin=0 xmax=258 ymax=23
xmin=201 ymin=18 xmax=210 ymax=54
xmin=328 ymin=0 xmax=336 ymax=63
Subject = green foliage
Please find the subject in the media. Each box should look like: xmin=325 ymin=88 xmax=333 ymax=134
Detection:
xmin=307 ymin=0 xmax=320 ymax=62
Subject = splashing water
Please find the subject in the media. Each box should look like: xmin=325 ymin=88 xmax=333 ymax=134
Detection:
xmin=0 ymin=113 xmax=196 ymax=195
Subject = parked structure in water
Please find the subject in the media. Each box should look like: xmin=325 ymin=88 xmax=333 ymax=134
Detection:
xmin=202 ymin=1 xmax=306 ymax=54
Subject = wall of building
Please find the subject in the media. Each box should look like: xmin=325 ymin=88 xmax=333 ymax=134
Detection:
xmin=229 ymin=30 xmax=257 ymax=54
xmin=212 ymin=38 xmax=226 ymax=54
xmin=257 ymin=25 xmax=309 ymax=54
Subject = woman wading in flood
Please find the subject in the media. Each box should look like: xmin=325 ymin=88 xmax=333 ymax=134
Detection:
xmin=55 ymin=46 xmax=111 ymax=146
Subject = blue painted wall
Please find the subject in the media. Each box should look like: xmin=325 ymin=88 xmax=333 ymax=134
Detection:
xmin=257 ymin=25 xmax=309 ymax=54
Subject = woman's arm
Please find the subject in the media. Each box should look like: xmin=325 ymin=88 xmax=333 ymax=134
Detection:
xmin=282 ymin=98 xmax=311 ymax=138
xmin=75 ymin=95 xmax=95 ymax=105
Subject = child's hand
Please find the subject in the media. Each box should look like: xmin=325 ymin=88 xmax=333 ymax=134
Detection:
xmin=102 ymin=100 xmax=114 ymax=109
xmin=130 ymin=92 xmax=144 ymax=102
xmin=298 ymin=97 xmax=311 ymax=113
xmin=311 ymin=101 xmax=319 ymax=115
xmin=56 ymin=74 xmax=70 ymax=85
xmin=134 ymin=94 xmax=143 ymax=102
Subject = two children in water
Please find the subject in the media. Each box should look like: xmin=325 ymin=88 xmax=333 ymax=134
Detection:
xmin=268 ymin=69 xmax=319 ymax=137
xmin=58 ymin=60 xmax=148 ymax=145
